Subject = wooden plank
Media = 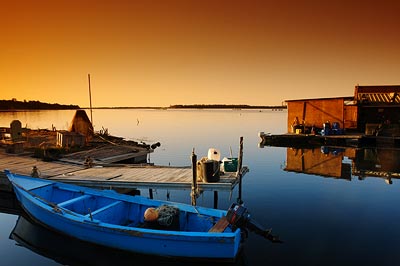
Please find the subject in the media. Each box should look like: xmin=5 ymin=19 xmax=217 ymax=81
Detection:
xmin=209 ymin=216 xmax=229 ymax=232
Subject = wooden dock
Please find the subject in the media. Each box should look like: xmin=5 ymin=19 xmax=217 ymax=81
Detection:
xmin=0 ymin=149 xmax=248 ymax=192
xmin=258 ymin=132 xmax=400 ymax=148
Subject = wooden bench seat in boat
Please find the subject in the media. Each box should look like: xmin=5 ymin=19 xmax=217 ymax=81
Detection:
xmin=208 ymin=216 xmax=229 ymax=233
xmin=57 ymin=195 xmax=91 ymax=207
xmin=85 ymin=201 xmax=122 ymax=218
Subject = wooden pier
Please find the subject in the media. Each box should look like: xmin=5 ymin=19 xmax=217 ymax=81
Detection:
xmin=258 ymin=132 xmax=400 ymax=148
xmin=0 ymin=149 xmax=248 ymax=193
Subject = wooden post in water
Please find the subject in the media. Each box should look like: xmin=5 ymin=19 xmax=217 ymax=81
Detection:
xmin=236 ymin=136 xmax=244 ymax=204
xmin=213 ymin=191 xmax=219 ymax=209
xmin=191 ymin=148 xmax=198 ymax=206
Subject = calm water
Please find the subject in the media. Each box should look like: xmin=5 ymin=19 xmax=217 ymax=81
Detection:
xmin=1 ymin=109 xmax=400 ymax=266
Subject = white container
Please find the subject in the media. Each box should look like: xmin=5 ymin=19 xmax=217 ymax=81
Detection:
xmin=207 ymin=148 xmax=221 ymax=161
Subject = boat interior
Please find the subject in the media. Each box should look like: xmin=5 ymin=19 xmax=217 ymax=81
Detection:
xmin=28 ymin=183 xmax=232 ymax=233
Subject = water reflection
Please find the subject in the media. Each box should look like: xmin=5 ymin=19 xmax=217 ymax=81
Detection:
xmin=0 ymin=190 xmax=22 ymax=216
xmin=282 ymin=146 xmax=400 ymax=184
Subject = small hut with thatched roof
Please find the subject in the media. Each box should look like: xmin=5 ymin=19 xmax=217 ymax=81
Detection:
xmin=68 ymin=109 xmax=94 ymax=143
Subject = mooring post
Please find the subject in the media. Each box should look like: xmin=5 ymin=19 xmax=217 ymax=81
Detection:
xmin=213 ymin=191 xmax=219 ymax=209
xmin=191 ymin=148 xmax=198 ymax=206
xmin=237 ymin=136 xmax=244 ymax=204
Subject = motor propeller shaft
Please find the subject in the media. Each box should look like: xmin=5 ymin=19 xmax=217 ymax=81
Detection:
xmin=226 ymin=203 xmax=283 ymax=243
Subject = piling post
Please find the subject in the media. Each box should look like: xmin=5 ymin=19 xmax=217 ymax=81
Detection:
xmin=236 ymin=136 xmax=244 ymax=204
xmin=191 ymin=148 xmax=198 ymax=206
xmin=213 ymin=191 xmax=219 ymax=209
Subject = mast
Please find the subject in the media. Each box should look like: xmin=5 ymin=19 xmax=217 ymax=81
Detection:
xmin=88 ymin=73 xmax=93 ymax=127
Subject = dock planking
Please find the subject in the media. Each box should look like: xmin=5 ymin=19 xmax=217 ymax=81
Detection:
xmin=0 ymin=150 xmax=247 ymax=191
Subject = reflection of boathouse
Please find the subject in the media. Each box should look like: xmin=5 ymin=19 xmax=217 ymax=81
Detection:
xmin=285 ymin=85 xmax=400 ymax=135
xmin=284 ymin=147 xmax=353 ymax=180
xmin=284 ymin=146 xmax=400 ymax=184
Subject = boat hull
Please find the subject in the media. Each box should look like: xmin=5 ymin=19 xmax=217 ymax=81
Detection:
xmin=6 ymin=170 xmax=241 ymax=260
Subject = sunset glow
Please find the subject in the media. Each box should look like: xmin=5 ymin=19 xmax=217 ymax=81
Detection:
xmin=1 ymin=0 xmax=399 ymax=107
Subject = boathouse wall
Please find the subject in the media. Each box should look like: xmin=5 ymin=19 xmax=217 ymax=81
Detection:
xmin=286 ymin=97 xmax=356 ymax=133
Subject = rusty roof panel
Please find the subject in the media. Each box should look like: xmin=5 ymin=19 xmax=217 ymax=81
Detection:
xmin=356 ymin=93 xmax=400 ymax=104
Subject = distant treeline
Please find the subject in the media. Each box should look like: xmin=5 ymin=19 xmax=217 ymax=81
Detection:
xmin=169 ymin=104 xmax=287 ymax=109
xmin=0 ymin=100 xmax=286 ymax=110
xmin=0 ymin=99 xmax=80 ymax=110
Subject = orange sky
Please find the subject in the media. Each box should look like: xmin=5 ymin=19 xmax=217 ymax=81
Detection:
xmin=1 ymin=0 xmax=399 ymax=107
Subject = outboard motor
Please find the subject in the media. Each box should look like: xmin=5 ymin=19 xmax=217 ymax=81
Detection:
xmin=226 ymin=203 xmax=250 ymax=228
xmin=226 ymin=203 xmax=282 ymax=243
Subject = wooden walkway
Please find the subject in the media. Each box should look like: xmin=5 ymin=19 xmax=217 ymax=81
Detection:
xmin=0 ymin=150 xmax=248 ymax=192
xmin=260 ymin=132 xmax=373 ymax=148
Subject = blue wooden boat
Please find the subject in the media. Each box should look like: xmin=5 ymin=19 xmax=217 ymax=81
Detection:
xmin=11 ymin=214 xmax=249 ymax=266
xmin=5 ymin=170 xmax=243 ymax=261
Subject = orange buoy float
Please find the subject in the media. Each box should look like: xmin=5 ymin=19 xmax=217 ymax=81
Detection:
xmin=144 ymin=207 xmax=159 ymax=222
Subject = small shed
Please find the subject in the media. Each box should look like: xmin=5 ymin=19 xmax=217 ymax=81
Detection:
xmin=68 ymin=110 xmax=93 ymax=143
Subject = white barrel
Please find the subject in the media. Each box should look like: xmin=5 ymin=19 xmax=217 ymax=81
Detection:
xmin=208 ymin=148 xmax=221 ymax=161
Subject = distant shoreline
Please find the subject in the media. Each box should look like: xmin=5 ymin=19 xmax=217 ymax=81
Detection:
xmin=83 ymin=105 xmax=287 ymax=110
xmin=0 ymin=99 xmax=79 ymax=110
xmin=0 ymin=100 xmax=286 ymax=110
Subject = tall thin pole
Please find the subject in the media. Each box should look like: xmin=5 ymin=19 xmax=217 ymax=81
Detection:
xmin=237 ymin=136 xmax=244 ymax=204
xmin=88 ymin=74 xmax=93 ymax=126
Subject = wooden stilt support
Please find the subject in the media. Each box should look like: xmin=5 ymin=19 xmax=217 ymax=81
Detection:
xmin=213 ymin=190 xmax=219 ymax=209
xmin=191 ymin=148 xmax=198 ymax=206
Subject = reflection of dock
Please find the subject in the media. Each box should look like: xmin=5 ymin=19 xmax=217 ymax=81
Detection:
xmin=0 ymin=150 xmax=247 ymax=192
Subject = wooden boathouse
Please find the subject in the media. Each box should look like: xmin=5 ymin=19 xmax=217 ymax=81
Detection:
xmin=285 ymin=85 xmax=400 ymax=134
xmin=260 ymin=85 xmax=400 ymax=148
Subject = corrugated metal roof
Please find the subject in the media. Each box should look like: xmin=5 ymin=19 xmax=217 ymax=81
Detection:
xmin=356 ymin=92 xmax=400 ymax=104
xmin=284 ymin=85 xmax=400 ymax=104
